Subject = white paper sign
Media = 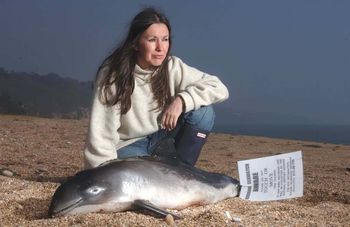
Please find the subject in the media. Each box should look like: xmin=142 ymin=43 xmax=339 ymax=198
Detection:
xmin=237 ymin=151 xmax=303 ymax=201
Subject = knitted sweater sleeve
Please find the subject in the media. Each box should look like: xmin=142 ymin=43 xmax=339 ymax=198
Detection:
xmin=83 ymin=70 xmax=120 ymax=169
xmin=169 ymin=56 xmax=229 ymax=112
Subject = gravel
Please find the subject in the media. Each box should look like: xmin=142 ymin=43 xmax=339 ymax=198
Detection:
xmin=0 ymin=115 xmax=349 ymax=226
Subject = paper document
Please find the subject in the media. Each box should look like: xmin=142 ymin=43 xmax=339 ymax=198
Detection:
xmin=237 ymin=151 xmax=303 ymax=201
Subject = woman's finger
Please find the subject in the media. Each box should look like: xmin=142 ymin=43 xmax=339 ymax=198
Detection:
xmin=166 ymin=114 xmax=174 ymax=130
xmin=171 ymin=115 xmax=177 ymax=129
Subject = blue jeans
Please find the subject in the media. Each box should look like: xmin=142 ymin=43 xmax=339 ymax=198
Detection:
xmin=117 ymin=105 xmax=215 ymax=159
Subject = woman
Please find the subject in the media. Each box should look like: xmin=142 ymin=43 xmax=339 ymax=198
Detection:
xmin=83 ymin=7 xmax=229 ymax=169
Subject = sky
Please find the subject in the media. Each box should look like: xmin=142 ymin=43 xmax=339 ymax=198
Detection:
xmin=0 ymin=0 xmax=349 ymax=126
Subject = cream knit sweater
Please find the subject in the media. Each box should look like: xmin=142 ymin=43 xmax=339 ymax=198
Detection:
xmin=83 ymin=56 xmax=229 ymax=168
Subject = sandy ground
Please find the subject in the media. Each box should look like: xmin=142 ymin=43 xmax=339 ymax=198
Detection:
xmin=0 ymin=115 xmax=349 ymax=226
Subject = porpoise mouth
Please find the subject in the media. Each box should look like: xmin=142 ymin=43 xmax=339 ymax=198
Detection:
xmin=49 ymin=198 xmax=84 ymax=218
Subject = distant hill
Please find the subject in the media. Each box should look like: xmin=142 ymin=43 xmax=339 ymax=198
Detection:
xmin=0 ymin=67 xmax=93 ymax=119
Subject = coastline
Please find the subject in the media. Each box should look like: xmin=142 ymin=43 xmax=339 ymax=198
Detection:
xmin=214 ymin=124 xmax=350 ymax=146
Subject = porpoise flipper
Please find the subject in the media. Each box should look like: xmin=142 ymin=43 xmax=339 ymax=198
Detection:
xmin=133 ymin=199 xmax=181 ymax=220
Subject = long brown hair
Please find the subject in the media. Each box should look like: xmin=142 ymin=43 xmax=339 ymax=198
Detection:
xmin=96 ymin=7 xmax=172 ymax=114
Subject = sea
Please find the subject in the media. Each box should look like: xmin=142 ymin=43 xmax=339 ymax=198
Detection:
xmin=214 ymin=124 xmax=350 ymax=146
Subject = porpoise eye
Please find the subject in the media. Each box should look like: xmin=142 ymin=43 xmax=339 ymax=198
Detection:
xmin=86 ymin=186 xmax=105 ymax=195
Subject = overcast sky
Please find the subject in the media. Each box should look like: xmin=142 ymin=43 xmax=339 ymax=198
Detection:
xmin=1 ymin=0 xmax=349 ymax=125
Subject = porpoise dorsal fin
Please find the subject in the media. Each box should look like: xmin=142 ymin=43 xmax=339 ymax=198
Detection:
xmin=147 ymin=137 xmax=185 ymax=166
xmin=133 ymin=199 xmax=181 ymax=220
xmin=150 ymin=138 xmax=178 ymax=159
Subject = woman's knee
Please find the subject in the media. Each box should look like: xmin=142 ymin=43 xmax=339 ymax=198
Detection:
xmin=183 ymin=105 xmax=215 ymax=131
xmin=117 ymin=138 xmax=149 ymax=159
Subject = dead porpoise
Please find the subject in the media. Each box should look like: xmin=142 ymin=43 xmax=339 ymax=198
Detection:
xmin=48 ymin=156 xmax=240 ymax=218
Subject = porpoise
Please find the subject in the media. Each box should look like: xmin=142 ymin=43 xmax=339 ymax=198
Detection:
xmin=48 ymin=140 xmax=240 ymax=218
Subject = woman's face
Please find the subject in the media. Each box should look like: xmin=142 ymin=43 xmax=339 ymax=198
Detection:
xmin=136 ymin=23 xmax=170 ymax=69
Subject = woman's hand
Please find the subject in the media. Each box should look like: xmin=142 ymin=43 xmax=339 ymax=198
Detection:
xmin=161 ymin=96 xmax=184 ymax=130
